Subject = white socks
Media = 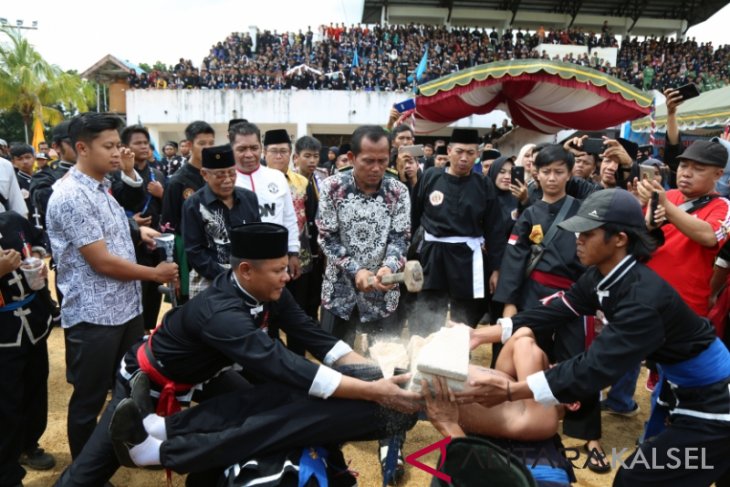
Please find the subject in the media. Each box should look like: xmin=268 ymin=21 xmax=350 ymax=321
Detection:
xmin=129 ymin=435 xmax=162 ymax=466
xmin=143 ymin=413 xmax=167 ymax=441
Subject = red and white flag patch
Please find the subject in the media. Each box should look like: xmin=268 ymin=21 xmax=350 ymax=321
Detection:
xmin=508 ymin=234 xmax=519 ymax=245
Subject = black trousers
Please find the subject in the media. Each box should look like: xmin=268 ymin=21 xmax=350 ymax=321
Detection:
xmin=320 ymin=307 xmax=402 ymax=348
xmin=613 ymin=416 xmax=730 ymax=486
xmin=285 ymin=259 xmax=323 ymax=355
xmin=64 ymin=315 xmax=143 ymax=459
xmin=410 ymin=290 xmax=488 ymax=336
xmin=141 ymin=281 xmax=163 ymax=331
xmin=161 ymin=383 xmax=415 ymax=473
xmin=0 ymin=334 xmax=49 ymax=487
xmin=54 ymin=370 xmax=250 ymax=487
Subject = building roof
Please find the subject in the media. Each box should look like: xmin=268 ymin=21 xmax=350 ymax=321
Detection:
xmin=361 ymin=0 xmax=726 ymax=35
xmin=80 ymin=54 xmax=145 ymax=83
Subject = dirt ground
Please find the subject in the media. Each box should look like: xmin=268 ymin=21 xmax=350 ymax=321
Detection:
xmin=25 ymin=333 xmax=653 ymax=487
xmin=26 ymin=270 xmax=653 ymax=486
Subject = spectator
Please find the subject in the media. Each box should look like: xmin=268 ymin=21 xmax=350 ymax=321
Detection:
xmin=9 ymin=143 xmax=35 ymax=217
xmin=45 ymin=112 xmax=178 ymax=459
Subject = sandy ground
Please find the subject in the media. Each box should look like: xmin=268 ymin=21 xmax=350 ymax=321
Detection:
xmin=25 ymin=269 xmax=653 ymax=486
xmin=25 ymin=331 xmax=653 ymax=487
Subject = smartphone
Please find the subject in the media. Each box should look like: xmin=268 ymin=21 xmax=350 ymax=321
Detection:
xmin=639 ymin=164 xmax=658 ymax=182
xmin=400 ymin=144 xmax=424 ymax=158
xmin=511 ymin=166 xmax=525 ymax=185
xmin=650 ymin=191 xmax=659 ymax=226
xmin=394 ymin=98 xmax=416 ymax=113
xmin=675 ymin=83 xmax=700 ymax=101
xmin=581 ymin=138 xmax=605 ymax=155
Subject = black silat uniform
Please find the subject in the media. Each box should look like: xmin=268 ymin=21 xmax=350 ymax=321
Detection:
xmin=30 ymin=161 xmax=74 ymax=229
xmin=0 ymin=211 xmax=53 ymax=487
xmin=160 ymin=163 xmax=205 ymax=301
xmin=54 ymin=271 xmax=414 ymax=486
xmin=511 ymin=256 xmax=730 ymax=487
xmin=411 ymin=167 xmax=506 ymax=329
xmin=495 ymin=195 xmax=602 ymax=441
xmin=111 ymin=163 xmax=166 ymax=330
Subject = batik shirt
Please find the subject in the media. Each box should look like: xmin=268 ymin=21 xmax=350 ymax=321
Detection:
xmin=46 ymin=167 xmax=142 ymax=328
xmin=285 ymin=168 xmax=313 ymax=273
xmin=317 ymin=171 xmax=410 ymax=322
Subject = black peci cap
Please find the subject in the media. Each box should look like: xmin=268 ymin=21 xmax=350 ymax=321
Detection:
xmin=450 ymin=128 xmax=480 ymax=145
xmin=263 ymin=129 xmax=290 ymax=146
xmin=231 ymin=223 xmax=289 ymax=259
xmin=202 ymin=145 xmax=235 ymax=169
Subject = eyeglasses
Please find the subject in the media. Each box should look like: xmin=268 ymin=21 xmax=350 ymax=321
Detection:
xmin=205 ymin=169 xmax=237 ymax=181
xmin=266 ymin=149 xmax=291 ymax=157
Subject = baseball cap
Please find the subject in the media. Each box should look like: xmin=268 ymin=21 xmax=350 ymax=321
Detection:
xmin=676 ymin=140 xmax=728 ymax=167
xmin=559 ymin=189 xmax=645 ymax=233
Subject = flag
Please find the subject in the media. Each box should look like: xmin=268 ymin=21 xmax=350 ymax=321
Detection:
xmin=352 ymin=48 xmax=359 ymax=68
xmin=31 ymin=113 xmax=45 ymax=153
xmin=407 ymin=45 xmax=429 ymax=84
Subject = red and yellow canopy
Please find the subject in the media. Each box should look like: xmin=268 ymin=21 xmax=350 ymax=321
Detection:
xmin=411 ymin=60 xmax=652 ymax=134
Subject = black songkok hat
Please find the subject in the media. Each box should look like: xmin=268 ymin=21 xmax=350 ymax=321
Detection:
xmin=450 ymin=128 xmax=480 ymax=145
xmin=202 ymin=145 xmax=235 ymax=169
xmin=228 ymin=118 xmax=248 ymax=131
xmin=435 ymin=145 xmax=448 ymax=156
xmin=263 ymin=129 xmax=290 ymax=146
xmin=231 ymin=223 xmax=289 ymax=259
xmin=338 ymin=143 xmax=351 ymax=156
xmin=481 ymin=149 xmax=501 ymax=161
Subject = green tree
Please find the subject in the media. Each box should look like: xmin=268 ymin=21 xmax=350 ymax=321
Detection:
xmin=0 ymin=27 xmax=94 ymax=142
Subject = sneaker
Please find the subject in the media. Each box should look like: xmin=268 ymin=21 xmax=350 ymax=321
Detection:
xmin=646 ymin=370 xmax=659 ymax=392
xmin=600 ymin=401 xmax=640 ymax=417
xmin=19 ymin=447 xmax=56 ymax=470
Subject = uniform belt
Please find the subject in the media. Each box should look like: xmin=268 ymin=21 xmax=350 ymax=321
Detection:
xmin=0 ymin=293 xmax=36 ymax=312
xmin=424 ymin=232 xmax=485 ymax=299
xmin=135 ymin=338 xmax=193 ymax=416
xmin=529 ymin=270 xmax=574 ymax=291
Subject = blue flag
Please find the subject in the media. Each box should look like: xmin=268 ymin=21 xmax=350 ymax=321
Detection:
xmin=352 ymin=48 xmax=359 ymax=68
xmin=408 ymin=45 xmax=429 ymax=84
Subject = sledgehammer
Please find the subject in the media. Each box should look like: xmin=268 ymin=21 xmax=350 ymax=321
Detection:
xmin=367 ymin=260 xmax=424 ymax=292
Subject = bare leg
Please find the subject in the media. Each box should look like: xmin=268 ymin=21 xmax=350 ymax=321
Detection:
xmin=456 ymin=328 xmax=560 ymax=441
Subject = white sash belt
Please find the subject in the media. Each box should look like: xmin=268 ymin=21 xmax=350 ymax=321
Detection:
xmin=424 ymin=231 xmax=485 ymax=298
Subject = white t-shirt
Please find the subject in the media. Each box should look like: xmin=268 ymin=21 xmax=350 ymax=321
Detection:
xmin=235 ymin=164 xmax=299 ymax=253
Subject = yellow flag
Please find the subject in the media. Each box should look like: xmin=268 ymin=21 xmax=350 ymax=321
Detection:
xmin=31 ymin=114 xmax=45 ymax=173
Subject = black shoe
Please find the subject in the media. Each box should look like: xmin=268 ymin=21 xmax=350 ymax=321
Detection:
xmin=19 ymin=447 xmax=56 ymax=470
xmin=129 ymin=371 xmax=154 ymax=417
xmin=109 ymin=398 xmax=149 ymax=468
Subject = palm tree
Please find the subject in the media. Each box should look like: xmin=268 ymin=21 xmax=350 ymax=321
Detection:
xmin=0 ymin=26 xmax=94 ymax=142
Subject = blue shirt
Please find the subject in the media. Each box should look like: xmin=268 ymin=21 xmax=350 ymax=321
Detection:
xmin=46 ymin=167 xmax=142 ymax=328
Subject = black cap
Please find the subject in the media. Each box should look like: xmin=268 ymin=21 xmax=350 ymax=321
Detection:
xmin=481 ymin=149 xmax=501 ymax=161
xmin=450 ymin=128 xmax=480 ymax=145
xmin=338 ymin=143 xmax=351 ymax=156
xmin=202 ymin=145 xmax=235 ymax=169
xmin=228 ymin=118 xmax=248 ymax=131
xmin=559 ymin=189 xmax=645 ymax=233
xmin=435 ymin=145 xmax=448 ymax=156
xmin=263 ymin=129 xmax=290 ymax=146
xmin=51 ymin=121 xmax=71 ymax=142
xmin=677 ymin=140 xmax=728 ymax=168
xmin=231 ymin=223 xmax=288 ymax=259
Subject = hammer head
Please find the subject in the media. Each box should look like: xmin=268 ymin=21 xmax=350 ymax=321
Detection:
xmin=403 ymin=260 xmax=424 ymax=292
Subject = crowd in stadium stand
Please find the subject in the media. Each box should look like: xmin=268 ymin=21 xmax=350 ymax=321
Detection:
xmin=127 ymin=23 xmax=730 ymax=94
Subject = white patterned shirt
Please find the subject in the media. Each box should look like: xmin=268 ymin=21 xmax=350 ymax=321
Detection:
xmin=46 ymin=167 xmax=142 ymax=328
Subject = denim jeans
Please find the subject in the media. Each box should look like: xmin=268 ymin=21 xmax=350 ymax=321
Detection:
xmin=603 ymin=363 xmax=641 ymax=412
